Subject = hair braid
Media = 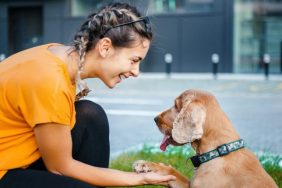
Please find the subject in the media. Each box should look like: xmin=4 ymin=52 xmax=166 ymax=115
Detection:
xmin=73 ymin=12 xmax=104 ymax=101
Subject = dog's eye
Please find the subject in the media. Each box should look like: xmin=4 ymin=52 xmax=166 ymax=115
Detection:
xmin=174 ymin=101 xmax=179 ymax=112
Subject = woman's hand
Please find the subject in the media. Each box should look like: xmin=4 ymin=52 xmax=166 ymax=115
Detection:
xmin=141 ymin=171 xmax=176 ymax=186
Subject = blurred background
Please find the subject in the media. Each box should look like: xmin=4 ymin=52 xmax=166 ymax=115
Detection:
xmin=1 ymin=0 xmax=282 ymax=74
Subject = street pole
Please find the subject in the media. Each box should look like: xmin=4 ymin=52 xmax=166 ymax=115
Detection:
xmin=0 ymin=54 xmax=5 ymax=62
xmin=263 ymin=54 xmax=270 ymax=80
xmin=211 ymin=53 xmax=220 ymax=79
xmin=164 ymin=53 xmax=173 ymax=78
xmin=280 ymin=41 xmax=282 ymax=73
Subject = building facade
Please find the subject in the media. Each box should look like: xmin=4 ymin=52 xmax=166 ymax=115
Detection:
xmin=234 ymin=0 xmax=282 ymax=74
xmin=0 ymin=0 xmax=281 ymax=73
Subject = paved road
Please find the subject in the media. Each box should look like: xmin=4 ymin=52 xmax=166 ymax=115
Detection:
xmin=84 ymin=73 xmax=282 ymax=157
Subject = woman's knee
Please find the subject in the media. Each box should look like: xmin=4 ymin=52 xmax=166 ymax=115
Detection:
xmin=75 ymin=100 xmax=107 ymax=118
xmin=75 ymin=100 xmax=109 ymax=131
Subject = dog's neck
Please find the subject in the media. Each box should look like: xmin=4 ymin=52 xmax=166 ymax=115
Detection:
xmin=191 ymin=114 xmax=240 ymax=155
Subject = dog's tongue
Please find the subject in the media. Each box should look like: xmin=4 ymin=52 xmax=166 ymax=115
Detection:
xmin=160 ymin=135 xmax=170 ymax=151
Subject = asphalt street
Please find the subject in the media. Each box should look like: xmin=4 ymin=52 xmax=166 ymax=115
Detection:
xmin=84 ymin=73 xmax=282 ymax=157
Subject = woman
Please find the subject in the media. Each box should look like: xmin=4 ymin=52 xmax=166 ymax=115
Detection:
xmin=0 ymin=2 xmax=176 ymax=188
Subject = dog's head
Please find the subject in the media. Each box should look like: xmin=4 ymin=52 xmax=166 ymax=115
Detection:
xmin=155 ymin=89 xmax=216 ymax=151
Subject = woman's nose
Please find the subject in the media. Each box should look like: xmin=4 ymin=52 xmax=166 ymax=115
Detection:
xmin=131 ymin=65 xmax=140 ymax=77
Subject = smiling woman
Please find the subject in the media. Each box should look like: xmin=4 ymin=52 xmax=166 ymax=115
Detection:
xmin=92 ymin=38 xmax=150 ymax=89
xmin=0 ymin=2 xmax=177 ymax=188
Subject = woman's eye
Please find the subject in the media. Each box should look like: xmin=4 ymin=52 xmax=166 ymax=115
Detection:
xmin=131 ymin=60 xmax=139 ymax=64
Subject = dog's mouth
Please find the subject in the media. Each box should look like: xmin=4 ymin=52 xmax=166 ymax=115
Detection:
xmin=160 ymin=135 xmax=171 ymax=151
xmin=160 ymin=131 xmax=187 ymax=151
xmin=157 ymin=121 xmax=180 ymax=151
xmin=160 ymin=134 xmax=181 ymax=151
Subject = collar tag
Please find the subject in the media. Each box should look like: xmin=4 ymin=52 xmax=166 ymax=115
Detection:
xmin=217 ymin=144 xmax=230 ymax=156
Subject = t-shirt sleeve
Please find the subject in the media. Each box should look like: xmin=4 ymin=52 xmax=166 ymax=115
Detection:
xmin=19 ymin=75 xmax=75 ymax=128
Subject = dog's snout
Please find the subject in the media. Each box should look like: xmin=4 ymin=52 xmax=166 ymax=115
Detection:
xmin=154 ymin=116 xmax=159 ymax=123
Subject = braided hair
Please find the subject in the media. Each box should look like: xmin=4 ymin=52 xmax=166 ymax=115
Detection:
xmin=73 ymin=2 xmax=153 ymax=100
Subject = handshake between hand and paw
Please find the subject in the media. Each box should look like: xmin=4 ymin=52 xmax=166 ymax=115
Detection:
xmin=132 ymin=160 xmax=190 ymax=188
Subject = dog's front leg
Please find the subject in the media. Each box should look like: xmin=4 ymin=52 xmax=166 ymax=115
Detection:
xmin=133 ymin=160 xmax=190 ymax=188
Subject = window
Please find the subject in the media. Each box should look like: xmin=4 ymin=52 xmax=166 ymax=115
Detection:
xmin=186 ymin=0 xmax=214 ymax=13
xmin=147 ymin=0 xmax=215 ymax=14
xmin=71 ymin=0 xmax=104 ymax=17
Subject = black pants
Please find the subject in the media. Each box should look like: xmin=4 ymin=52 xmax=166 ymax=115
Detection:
xmin=0 ymin=100 xmax=110 ymax=188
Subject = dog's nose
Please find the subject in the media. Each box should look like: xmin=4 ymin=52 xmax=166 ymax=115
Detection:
xmin=154 ymin=116 xmax=159 ymax=123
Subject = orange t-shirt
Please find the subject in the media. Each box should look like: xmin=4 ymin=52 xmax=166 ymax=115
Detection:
xmin=0 ymin=44 xmax=76 ymax=179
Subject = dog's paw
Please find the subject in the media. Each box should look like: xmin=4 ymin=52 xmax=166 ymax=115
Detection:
xmin=132 ymin=160 xmax=154 ymax=173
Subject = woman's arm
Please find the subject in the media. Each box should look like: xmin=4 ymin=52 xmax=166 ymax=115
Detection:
xmin=34 ymin=123 xmax=175 ymax=186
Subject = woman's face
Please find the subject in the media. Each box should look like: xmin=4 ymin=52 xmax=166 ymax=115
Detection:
xmin=98 ymin=39 xmax=151 ymax=88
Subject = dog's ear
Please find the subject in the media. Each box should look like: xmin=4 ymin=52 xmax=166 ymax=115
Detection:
xmin=172 ymin=101 xmax=206 ymax=144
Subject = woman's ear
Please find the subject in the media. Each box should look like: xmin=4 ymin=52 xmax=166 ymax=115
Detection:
xmin=98 ymin=37 xmax=113 ymax=58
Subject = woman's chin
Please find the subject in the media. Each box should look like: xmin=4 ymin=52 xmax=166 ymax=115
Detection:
xmin=106 ymin=83 xmax=116 ymax=89
xmin=101 ymin=77 xmax=121 ymax=88
xmin=105 ymin=80 xmax=119 ymax=88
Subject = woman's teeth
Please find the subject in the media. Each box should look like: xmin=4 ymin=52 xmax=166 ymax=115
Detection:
xmin=119 ymin=75 xmax=126 ymax=80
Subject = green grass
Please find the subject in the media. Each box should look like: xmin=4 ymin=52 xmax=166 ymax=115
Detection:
xmin=110 ymin=144 xmax=282 ymax=188
xmin=257 ymin=152 xmax=282 ymax=187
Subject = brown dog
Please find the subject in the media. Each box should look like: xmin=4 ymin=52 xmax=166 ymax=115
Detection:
xmin=133 ymin=89 xmax=278 ymax=188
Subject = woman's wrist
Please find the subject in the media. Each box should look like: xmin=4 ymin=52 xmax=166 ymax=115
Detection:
xmin=131 ymin=173 xmax=146 ymax=186
xmin=138 ymin=173 xmax=147 ymax=185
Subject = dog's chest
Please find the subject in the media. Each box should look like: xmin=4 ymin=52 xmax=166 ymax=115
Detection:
xmin=191 ymin=160 xmax=226 ymax=187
